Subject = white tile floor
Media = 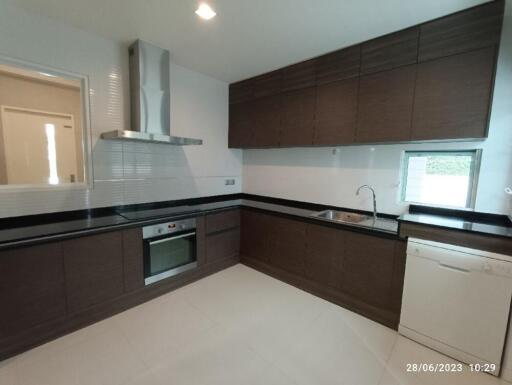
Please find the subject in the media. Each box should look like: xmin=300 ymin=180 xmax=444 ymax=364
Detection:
xmin=0 ymin=264 xmax=510 ymax=385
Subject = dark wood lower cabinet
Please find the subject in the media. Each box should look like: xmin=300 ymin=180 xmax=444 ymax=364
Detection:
xmin=206 ymin=228 xmax=240 ymax=264
xmin=342 ymin=232 xmax=396 ymax=308
xmin=304 ymin=223 xmax=344 ymax=290
xmin=0 ymin=243 xmax=66 ymax=339
xmin=0 ymin=206 xmax=406 ymax=359
xmin=240 ymin=208 xmax=406 ymax=329
xmin=63 ymin=231 xmax=125 ymax=314
xmin=268 ymin=216 xmax=307 ymax=276
xmin=0 ymin=215 xmax=237 ymax=361
xmin=205 ymin=209 xmax=241 ymax=265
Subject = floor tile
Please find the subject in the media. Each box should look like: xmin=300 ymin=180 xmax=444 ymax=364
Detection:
xmin=113 ymin=291 xmax=217 ymax=368
xmin=15 ymin=327 xmax=147 ymax=385
xmin=272 ymin=305 xmax=389 ymax=385
xmin=141 ymin=325 xmax=297 ymax=385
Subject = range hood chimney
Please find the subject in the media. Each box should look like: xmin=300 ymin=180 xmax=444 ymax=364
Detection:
xmin=101 ymin=40 xmax=203 ymax=145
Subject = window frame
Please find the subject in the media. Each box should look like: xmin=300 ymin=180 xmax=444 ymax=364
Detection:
xmin=400 ymin=149 xmax=482 ymax=209
xmin=0 ymin=54 xmax=93 ymax=191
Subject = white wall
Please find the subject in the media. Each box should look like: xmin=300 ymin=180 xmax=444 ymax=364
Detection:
xmin=0 ymin=2 xmax=242 ymax=218
xmin=243 ymin=0 xmax=512 ymax=216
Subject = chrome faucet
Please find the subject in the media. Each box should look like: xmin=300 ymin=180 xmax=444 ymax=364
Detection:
xmin=356 ymin=185 xmax=378 ymax=221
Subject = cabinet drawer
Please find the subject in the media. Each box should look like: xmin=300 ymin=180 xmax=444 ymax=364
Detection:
xmin=206 ymin=209 xmax=240 ymax=234
xmin=206 ymin=228 xmax=240 ymax=264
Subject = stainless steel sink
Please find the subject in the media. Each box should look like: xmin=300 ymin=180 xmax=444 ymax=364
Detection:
xmin=315 ymin=210 xmax=370 ymax=223
xmin=311 ymin=210 xmax=398 ymax=234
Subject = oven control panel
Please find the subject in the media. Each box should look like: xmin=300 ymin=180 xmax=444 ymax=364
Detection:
xmin=142 ymin=217 xmax=196 ymax=239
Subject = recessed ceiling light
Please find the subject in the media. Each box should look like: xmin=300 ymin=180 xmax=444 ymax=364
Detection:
xmin=195 ymin=3 xmax=216 ymax=20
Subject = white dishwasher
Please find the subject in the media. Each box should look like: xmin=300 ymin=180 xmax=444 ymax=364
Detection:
xmin=399 ymin=238 xmax=512 ymax=376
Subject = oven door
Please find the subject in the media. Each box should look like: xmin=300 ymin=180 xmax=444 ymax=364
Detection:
xmin=143 ymin=230 xmax=197 ymax=285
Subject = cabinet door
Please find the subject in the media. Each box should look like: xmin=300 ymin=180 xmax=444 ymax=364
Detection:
xmin=280 ymin=87 xmax=316 ymax=146
xmin=419 ymin=0 xmax=504 ymax=62
xmin=342 ymin=233 xmax=396 ymax=308
xmin=0 ymin=242 xmax=66 ymax=338
xmin=251 ymin=95 xmax=281 ymax=147
xmin=314 ymin=78 xmax=358 ymax=145
xmin=240 ymin=209 xmax=273 ymax=263
xmin=268 ymin=216 xmax=307 ymax=276
xmin=361 ymin=28 xmax=419 ymax=75
xmin=356 ymin=65 xmax=416 ymax=143
xmin=63 ymin=231 xmax=124 ymax=313
xmin=280 ymin=60 xmax=316 ymax=147
xmin=228 ymin=101 xmax=253 ymax=148
xmin=305 ymin=224 xmax=344 ymax=289
xmin=206 ymin=228 xmax=240 ymax=264
xmin=316 ymin=45 xmax=361 ymax=85
xmin=411 ymin=47 xmax=496 ymax=140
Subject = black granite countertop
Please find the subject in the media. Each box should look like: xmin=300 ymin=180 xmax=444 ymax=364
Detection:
xmin=398 ymin=205 xmax=512 ymax=239
xmin=0 ymin=195 xmax=401 ymax=249
xmin=3 ymin=195 xmax=510 ymax=250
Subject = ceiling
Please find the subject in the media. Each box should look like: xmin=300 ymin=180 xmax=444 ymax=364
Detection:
xmin=6 ymin=0 xmax=489 ymax=83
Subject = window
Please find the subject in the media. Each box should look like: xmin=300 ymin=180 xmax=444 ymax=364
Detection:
xmin=401 ymin=150 xmax=481 ymax=209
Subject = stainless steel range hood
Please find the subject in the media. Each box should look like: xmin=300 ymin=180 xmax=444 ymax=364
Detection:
xmin=101 ymin=40 xmax=203 ymax=145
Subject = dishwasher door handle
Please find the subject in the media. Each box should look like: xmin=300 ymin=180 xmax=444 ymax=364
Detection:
xmin=438 ymin=262 xmax=470 ymax=273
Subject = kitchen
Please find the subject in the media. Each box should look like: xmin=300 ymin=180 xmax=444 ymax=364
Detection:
xmin=0 ymin=0 xmax=511 ymax=384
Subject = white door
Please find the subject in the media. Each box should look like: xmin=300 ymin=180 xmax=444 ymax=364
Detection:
xmin=1 ymin=106 xmax=78 ymax=185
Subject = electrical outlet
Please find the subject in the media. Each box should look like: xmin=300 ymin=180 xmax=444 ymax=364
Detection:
xmin=224 ymin=179 xmax=235 ymax=186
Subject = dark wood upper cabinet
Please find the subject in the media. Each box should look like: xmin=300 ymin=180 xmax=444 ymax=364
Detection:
xmin=361 ymin=27 xmax=419 ymax=75
xmin=228 ymin=1 xmax=503 ymax=148
xmin=282 ymin=60 xmax=316 ymax=92
xmin=252 ymin=70 xmax=282 ymax=99
xmin=356 ymin=65 xmax=416 ymax=143
xmin=314 ymin=77 xmax=358 ymax=145
xmin=0 ymin=242 xmax=66 ymax=338
xmin=280 ymin=87 xmax=316 ymax=147
xmin=418 ymin=0 xmax=504 ymax=62
xmin=252 ymin=95 xmax=282 ymax=147
xmin=316 ymin=45 xmax=361 ymax=85
xmin=63 ymin=231 xmax=125 ymax=314
xmin=251 ymin=71 xmax=282 ymax=147
xmin=229 ymin=79 xmax=254 ymax=104
xmin=228 ymin=101 xmax=254 ymax=148
xmin=411 ymin=47 xmax=496 ymax=141
xmin=280 ymin=60 xmax=316 ymax=147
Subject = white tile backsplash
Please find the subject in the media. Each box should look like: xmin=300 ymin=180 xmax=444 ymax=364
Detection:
xmin=0 ymin=3 xmax=242 ymax=218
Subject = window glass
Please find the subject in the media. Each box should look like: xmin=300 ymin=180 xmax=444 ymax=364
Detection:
xmin=401 ymin=151 xmax=481 ymax=208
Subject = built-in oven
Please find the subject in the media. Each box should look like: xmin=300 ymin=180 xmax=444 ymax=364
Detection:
xmin=143 ymin=218 xmax=197 ymax=285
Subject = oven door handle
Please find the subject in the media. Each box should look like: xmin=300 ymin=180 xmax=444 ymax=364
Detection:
xmin=148 ymin=231 xmax=196 ymax=245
